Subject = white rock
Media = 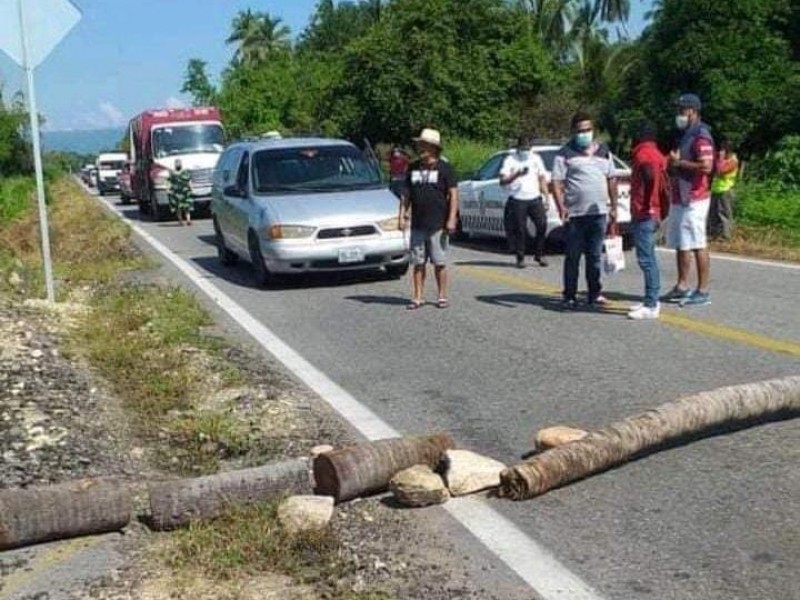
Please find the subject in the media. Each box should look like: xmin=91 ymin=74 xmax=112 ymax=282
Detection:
xmin=389 ymin=464 xmax=449 ymax=507
xmin=8 ymin=272 xmax=22 ymax=287
xmin=278 ymin=495 xmax=335 ymax=534
xmin=30 ymin=349 xmax=44 ymax=359
xmin=535 ymin=426 xmax=588 ymax=450
xmin=444 ymin=449 xmax=506 ymax=496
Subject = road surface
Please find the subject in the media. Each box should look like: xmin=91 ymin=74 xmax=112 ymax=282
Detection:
xmin=100 ymin=191 xmax=799 ymax=600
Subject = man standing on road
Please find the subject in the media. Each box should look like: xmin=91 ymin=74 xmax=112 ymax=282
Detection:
xmin=552 ymin=112 xmax=618 ymax=309
xmin=399 ymin=128 xmax=459 ymax=310
xmin=708 ymin=138 xmax=739 ymax=241
xmin=500 ymin=135 xmax=550 ymax=268
xmin=628 ymin=121 xmax=668 ymax=320
xmin=663 ymin=93 xmax=715 ymax=307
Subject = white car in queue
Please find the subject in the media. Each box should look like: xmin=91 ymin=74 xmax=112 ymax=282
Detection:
xmin=211 ymin=136 xmax=409 ymax=286
xmin=457 ymin=144 xmax=633 ymax=245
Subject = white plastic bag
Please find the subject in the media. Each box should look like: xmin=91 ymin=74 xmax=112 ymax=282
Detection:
xmin=603 ymin=235 xmax=625 ymax=275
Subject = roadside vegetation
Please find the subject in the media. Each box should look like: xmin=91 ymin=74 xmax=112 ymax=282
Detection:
xmin=0 ymin=176 xmax=396 ymax=597
xmin=179 ymin=0 xmax=799 ymax=261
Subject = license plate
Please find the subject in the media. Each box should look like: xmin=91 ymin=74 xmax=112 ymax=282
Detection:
xmin=338 ymin=247 xmax=365 ymax=264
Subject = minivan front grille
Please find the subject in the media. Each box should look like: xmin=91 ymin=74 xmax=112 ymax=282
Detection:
xmin=317 ymin=225 xmax=377 ymax=239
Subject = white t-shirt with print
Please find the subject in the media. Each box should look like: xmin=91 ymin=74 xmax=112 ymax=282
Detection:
xmin=500 ymin=152 xmax=546 ymax=200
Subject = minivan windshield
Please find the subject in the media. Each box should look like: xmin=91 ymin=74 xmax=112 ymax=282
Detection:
xmin=252 ymin=145 xmax=382 ymax=194
xmin=99 ymin=161 xmax=125 ymax=171
xmin=152 ymin=124 xmax=224 ymax=158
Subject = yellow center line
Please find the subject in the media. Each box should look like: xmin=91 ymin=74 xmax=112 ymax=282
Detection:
xmin=458 ymin=265 xmax=800 ymax=359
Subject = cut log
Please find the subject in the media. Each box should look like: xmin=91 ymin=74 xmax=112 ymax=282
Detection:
xmin=0 ymin=479 xmax=132 ymax=550
xmin=149 ymin=458 xmax=311 ymax=530
xmin=501 ymin=376 xmax=800 ymax=501
xmin=313 ymin=433 xmax=455 ymax=503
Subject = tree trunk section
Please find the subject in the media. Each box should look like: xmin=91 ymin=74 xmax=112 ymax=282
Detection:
xmin=501 ymin=376 xmax=800 ymax=501
xmin=313 ymin=433 xmax=455 ymax=503
xmin=0 ymin=479 xmax=132 ymax=550
xmin=148 ymin=458 xmax=311 ymax=530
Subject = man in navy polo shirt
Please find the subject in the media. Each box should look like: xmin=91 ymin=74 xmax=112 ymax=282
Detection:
xmin=552 ymin=112 xmax=619 ymax=309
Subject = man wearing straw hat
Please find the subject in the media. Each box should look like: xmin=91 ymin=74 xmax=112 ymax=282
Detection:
xmin=399 ymin=128 xmax=459 ymax=310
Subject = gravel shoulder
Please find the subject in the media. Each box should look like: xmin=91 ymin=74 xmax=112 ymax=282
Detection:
xmin=0 ymin=268 xmax=531 ymax=600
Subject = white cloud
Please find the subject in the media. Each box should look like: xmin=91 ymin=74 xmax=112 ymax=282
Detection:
xmin=165 ymin=96 xmax=186 ymax=109
xmin=98 ymin=101 xmax=126 ymax=127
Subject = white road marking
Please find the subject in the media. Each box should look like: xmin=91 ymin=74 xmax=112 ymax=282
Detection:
xmin=655 ymin=247 xmax=800 ymax=270
xmin=95 ymin=191 xmax=605 ymax=600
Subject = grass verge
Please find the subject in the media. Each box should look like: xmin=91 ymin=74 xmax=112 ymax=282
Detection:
xmin=709 ymin=224 xmax=800 ymax=263
xmin=165 ymin=499 xmax=392 ymax=600
xmin=0 ymin=176 xmax=148 ymax=296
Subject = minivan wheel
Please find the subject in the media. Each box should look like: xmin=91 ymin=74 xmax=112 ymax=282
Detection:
xmin=248 ymin=232 xmax=271 ymax=287
xmin=385 ymin=263 xmax=409 ymax=279
xmin=214 ymin=218 xmax=238 ymax=266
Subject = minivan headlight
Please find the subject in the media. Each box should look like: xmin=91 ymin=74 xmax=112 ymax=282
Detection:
xmin=378 ymin=216 xmax=400 ymax=232
xmin=267 ymin=225 xmax=316 ymax=239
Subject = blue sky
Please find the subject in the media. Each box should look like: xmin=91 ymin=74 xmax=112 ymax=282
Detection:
xmin=0 ymin=0 xmax=652 ymax=132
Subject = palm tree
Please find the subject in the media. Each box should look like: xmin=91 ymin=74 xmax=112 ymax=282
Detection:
xmin=226 ymin=10 xmax=291 ymax=66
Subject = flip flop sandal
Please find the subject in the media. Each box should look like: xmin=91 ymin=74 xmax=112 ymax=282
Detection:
xmin=406 ymin=300 xmax=424 ymax=310
xmin=436 ymin=298 xmax=450 ymax=309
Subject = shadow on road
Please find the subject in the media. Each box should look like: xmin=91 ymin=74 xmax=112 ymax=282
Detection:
xmin=346 ymin=295 xmax=409 ymax=306
xmin=476 ymin=292 xmax=626 ymax=316
xmin=190 ymin=255 xmax=394 ymax=292
xmin=455 ymin=259 xmax=520 ymax=269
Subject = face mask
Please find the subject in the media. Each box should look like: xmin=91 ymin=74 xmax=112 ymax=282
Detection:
xmin=575 ymin=132 xmax=593 ymax=148
xmin=518 ymin=149 xmax=530 ymax=161
xmin=675 ymin=115 xmax=690 ymax=130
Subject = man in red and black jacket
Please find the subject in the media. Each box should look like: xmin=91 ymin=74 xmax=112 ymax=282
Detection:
xmin=628 ymin=121 xmax=668 ymax=320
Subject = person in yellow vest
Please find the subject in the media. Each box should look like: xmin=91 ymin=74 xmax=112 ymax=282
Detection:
xmin=708 ymin=139 xmax=738 ymax=240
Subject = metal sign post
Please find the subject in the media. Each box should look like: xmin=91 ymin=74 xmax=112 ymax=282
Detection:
xmin=0 ymin=0 xmax=82 ymax=303
xmin=19 ymin=0 xmax=55 ymax=302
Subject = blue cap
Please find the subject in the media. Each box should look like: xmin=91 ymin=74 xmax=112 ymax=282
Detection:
xmin=677 ymin=93 xmax=702 ymax=110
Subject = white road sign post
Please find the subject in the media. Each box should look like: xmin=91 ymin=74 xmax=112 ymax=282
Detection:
xmin=0 ymin=0 xmax=82 ymax=303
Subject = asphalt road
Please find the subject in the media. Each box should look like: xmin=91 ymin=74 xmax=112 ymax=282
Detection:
xmin=102 ymin=192 xmax=798 ymax=600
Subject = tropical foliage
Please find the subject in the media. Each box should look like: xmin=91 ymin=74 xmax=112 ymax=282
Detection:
xmin=180 ymin=0 xmax=799 ymax=161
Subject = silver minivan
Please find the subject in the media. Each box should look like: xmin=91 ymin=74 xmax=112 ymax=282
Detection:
xmin=211 ymin=137 xmax=409 ymax=285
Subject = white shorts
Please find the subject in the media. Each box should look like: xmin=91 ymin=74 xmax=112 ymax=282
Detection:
xmin=667 ymin=198 xmax=710 ymax=251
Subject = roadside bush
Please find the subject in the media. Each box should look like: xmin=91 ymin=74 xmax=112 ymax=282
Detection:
xmin=446 ymin=137 xmax=502 ymax=180
xmin=735 ymin=181 xmax=800 ymax=245
xmin=0 ymin=176 xmax=35 ymax=223
xmin=749 ymin=135 xmax=800 ymax=188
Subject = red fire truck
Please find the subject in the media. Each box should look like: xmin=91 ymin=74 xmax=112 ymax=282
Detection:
xmin=128 ymin=107 xmax=224 ymax=221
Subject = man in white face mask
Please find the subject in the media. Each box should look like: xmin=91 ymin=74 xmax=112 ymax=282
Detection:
xmin=500 ymin=134 xmax=549 ymax=267
xmin=663 ymin=93 xmax=715 ymax=307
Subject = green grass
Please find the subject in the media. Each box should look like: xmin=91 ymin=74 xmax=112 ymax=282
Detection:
xmin=70 ymin=283 xmax=253 ymax=474
xmin=166 ymin=500 xmax=395 ymax=599
xmin=0 ymin=177 xmax=148 ymax=296
xmin=735 ymin=182 xmax=800 ymax=242
xmin=445 ymin=137 xmax=502 ymax=180
xmin=0 ymin=176 xmax=35 ymax=223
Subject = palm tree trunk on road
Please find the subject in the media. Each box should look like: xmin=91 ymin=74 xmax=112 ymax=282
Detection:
xmin=501 ymin=376 xmax=800 ymax=500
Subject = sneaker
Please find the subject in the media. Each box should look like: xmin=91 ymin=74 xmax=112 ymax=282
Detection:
xmin=629 ymin=302 xmax=644 ymax=312
xmin=560 ymin=298 xmax=578 ymax=310
xmin=587 ymin=294 xmax=610 ymax=307
xmin=535 ymin=256 xmax=549 ymax=267
xmin=662 ymin=286 xmax=692 ymax=303
xmin=680 ymin=290 xmax=711 ymax=307
xmin=628 ymin=303 xmax=661 ymax=320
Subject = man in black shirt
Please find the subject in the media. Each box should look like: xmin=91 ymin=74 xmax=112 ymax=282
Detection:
xmin=399 ymin=128 xmax=459 ymax=309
